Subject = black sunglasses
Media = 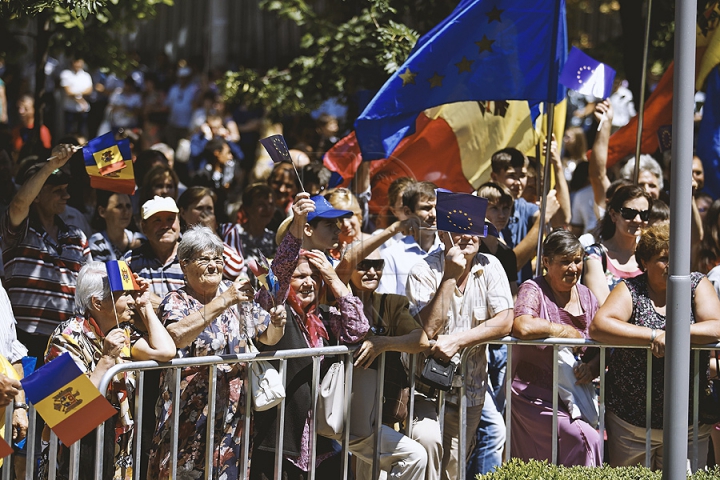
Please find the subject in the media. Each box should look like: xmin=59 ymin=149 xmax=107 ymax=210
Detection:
xmin=356 ymin=259 xmax=385 ymax=272
xmin=618 ymin=207 xmax=650 ymax=221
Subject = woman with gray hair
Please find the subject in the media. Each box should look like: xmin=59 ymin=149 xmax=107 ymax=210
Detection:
xmin=41 ymin=261 xmax=176 ymax=480
xmin=147 ymin=225 xmax=287 ymax=480
xmin=619 ymin=154 xmax=664 ymax=200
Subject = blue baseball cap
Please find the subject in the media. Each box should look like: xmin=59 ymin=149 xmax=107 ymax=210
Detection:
xmin=307 ymin=195 xmax=353 ymax=223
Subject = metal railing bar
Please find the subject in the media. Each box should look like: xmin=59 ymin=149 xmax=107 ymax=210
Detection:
xmin=170 ymin=367 xmax=180 ymax=479
xmin=645 ymin=348 xmax=652 ymax=468
xmin=274 ymin=359 xmax=287 ymax=480
xmin=551 ymin=345 xmax=559 ymax=465
xmin=205 ymin=364 xmax=217 ymax=478
xmin=133 ymin=369 xmax=144 ymax=480
xmin=372 ymin=352 xmax=386 ymax=480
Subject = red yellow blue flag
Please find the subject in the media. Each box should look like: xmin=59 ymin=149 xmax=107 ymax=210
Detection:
xmin=106 ymin=260 xmax=140 ymax=292
xmin=82 ymin=132 xmax=127 ymax=175
xmin=83 ymin=133 xmax=136 ymax=195
xmin=21 ymin=352 xmax=116 ymax=446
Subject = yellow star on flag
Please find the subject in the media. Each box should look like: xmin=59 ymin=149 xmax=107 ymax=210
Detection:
xmin=485 ymin=6 xmax=504 ymax=23
xmin=476 ymin=35 xmax=495 ymax=54
xmin=428 ymin=73 xmax=445 ymax=88
xmin=399 ymin=68 xmax=417 ymax=86
xmin=455 ymin=56 xmax=474 ymax=73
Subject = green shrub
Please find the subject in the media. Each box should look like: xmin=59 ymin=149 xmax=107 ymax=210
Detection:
xmin=477 ymin=458 xmax=720 ymax=479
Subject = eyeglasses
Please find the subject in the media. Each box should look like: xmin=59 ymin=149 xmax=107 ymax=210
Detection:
xmin=618 ymin=207 xmax=650 ymax=221
xmin=371 ymin=325 xmax=387 ymax=336
xmin=193 ymin=256 xmax=225 ymax=267
xmin=356 ymin=259 xmax=385 ymax=272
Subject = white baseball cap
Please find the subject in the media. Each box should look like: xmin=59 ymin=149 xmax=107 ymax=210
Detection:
xmin=142 ymin=196 xmax=179 ymax=220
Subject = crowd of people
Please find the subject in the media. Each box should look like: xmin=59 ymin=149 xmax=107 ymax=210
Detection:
xmin=0 ymin=55 xmax=719 ymax=480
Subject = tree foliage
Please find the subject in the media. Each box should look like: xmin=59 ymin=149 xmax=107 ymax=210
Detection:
xmin=220 ymin=0 xmax=438 ymax=121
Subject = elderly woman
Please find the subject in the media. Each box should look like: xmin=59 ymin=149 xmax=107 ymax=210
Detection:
xmin=42 ymin=261 xmax=176 ymax=480
xmin=147 ymin=225 xmax=286 ymax=479
xmin=250 ymin=193 xmax=370 ymax=479
xmin=590 ymin=223 xmax=720 ymax=470
xmin=511 ymin=230 xmax=602 ymax=466
xmin=350 ymin=250 xmax=429 ymax=480
xmin=583 ymin=184 xmax=652 ymax=304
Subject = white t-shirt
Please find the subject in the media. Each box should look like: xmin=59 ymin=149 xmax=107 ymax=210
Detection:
xmin=60 ymin=69 xmax=93 ymax=112
xmin=570 ymin=184 xmax=598 ymax=234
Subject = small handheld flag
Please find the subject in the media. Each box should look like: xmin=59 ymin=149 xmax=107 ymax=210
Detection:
xmin=106 ymin=260 xmax=141 ymax=292
xmin=260 ymin=134 xmax=306 ymax=192
xmin=21 ymin=352 xmax=117 ymax=446
xmin=83 ymin=134 xmax=136 ymax=195
xmin=657 ymin=125 xmax=673 ymax=153
xmin=82 ymin=132 xmax=127 ymax=175
xmin=559 ymin=47 xmax=616 ymax=100
xmin=436 ymin=190 xmax=497 ymax=237
xmin=247 ymin=253 xmax=279 ymax=303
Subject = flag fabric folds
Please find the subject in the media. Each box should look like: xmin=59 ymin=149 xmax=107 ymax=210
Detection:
xmin=436 ymin=191 xmax=494 ymax=237
xmin=260 ymin=135 xmax=292 ymax=164
xmin=354 ymin=0 xmax=567 ymax=160
xmin=83 ymin=134 xmax=136 ymax=195
xmin=605 ymin=63 xmax=674 ymax=167
xmin=106 ymin=260 xmax=141 ymax=292
xmin=697 ymin=66 xmax=720 ymax=199
xmin=21 ymin=352 xmax=116 ymax=446
xmin=559 ymin=47 xmax=615 ymax=99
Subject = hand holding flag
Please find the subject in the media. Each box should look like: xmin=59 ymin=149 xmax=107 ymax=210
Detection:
xmin=436 ymin=190 xmax=498 ymax=237
xmin=247 ymin=253 xmax=280 ymax=305
xmin=21 ymin=353 xmax=117 ymax=446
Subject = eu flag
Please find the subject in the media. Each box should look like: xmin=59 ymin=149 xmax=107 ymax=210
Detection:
xmin=355 ymin=0 xmax=567 ymax=160
xmin=436 ymin=191 xmax=497 ymax=237
xmin=559 ymin=47 xmax=615 ymax=99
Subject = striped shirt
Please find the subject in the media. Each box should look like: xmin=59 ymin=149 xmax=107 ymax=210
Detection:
xmin=1 ymin=212 xmax=91 ymax=336
xmin=124 ymin=242 xmax=185 ymax=298
xmin=88 ymin=230 xmax=144 ymax=262
xmin=221 ymin=223 xmax=276 ymax=263
xmin=222 ymin=242 xmax=245 ymax=280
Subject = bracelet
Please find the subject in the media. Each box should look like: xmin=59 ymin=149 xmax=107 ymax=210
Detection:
xmin=13 ymin=402 xmax=29 ymax=411
xmin=650 ymin=329 xmax=657 ymax=342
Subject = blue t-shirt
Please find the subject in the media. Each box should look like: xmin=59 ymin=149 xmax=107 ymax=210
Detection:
xmin=501 ymin=197 xmax=539 ymax=284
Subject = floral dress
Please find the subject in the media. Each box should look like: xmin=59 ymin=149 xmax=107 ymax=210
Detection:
xmin=146 ymin=281 xmax=270 ymax=480
xmin=42 ymin=316 xmax=143 ymax=480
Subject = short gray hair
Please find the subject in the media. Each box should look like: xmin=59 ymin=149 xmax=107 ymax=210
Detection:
xmin=177 ymin=225 xmax=223 ymax=262
xmin=75 ymin=261 xmax=111 ymax=316
xmin=619 ymin=154 xmax=664 ymax=190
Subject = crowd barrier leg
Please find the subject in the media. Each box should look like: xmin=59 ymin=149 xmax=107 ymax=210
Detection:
xmin=206 ymin=364 xmax=218 ymax=477
xmin=133 ymin=369 xmax=144 ymax=480
xmin=274 ymin=359 xmax=287 ymax=480
xmin=26 ymin=406 xmax=36 ymax=478
xmin=406 ymin=354 xmax=416 ymax=440
xmin=599 ymin=347 xmax=606 ymax=462
xmin=504 ymin=343 xmax=512 ymax=463
xmin=242 ymin=363 xmax=252 ymax=479
xmin=309 ymin=356 xmax=320 ymax=480
xmin=645 ymin=349 xmax=652 ymax=468
xmin=170 ymin=367 xmax=181 ymax=479
xmin=371 ymin=353 xmax=386 ymax=480
xmin=551 ymin=345 xmax=559 ymax=465
xmin=692 ymin=350 xmax=700 ymax=472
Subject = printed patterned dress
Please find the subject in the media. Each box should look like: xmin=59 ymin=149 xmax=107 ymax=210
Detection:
xmin=146 ymin=281 xmax=270 ymax=480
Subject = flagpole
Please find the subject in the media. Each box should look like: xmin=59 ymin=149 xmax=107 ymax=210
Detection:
xmin=535 ymin=0 xmax=562 ymax=278
xmin=633 ymin=0 xmax=654 ymax=183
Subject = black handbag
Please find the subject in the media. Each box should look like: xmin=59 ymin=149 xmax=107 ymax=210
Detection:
xmin=699 ymin=354 xmax=720 ymax=425
xmin=420 ymin=356 xmax=457 ymax=392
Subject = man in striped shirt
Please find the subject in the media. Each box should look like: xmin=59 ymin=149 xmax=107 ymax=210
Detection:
xmin=1 ymin=144 xmax=90 ymax=365
xmin=124 ymin=196 xmax=184 ymax=308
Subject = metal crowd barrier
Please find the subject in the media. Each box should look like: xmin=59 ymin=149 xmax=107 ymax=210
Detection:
xmin=1 ymin=338 xmax=718 ymax=480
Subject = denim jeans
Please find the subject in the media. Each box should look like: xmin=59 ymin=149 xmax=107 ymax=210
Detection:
xmin=466 ymin=344 xmax=507 ymax=476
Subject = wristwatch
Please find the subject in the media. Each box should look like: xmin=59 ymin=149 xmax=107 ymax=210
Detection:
xmin=13 ymin=402 xmax=29 ymax=411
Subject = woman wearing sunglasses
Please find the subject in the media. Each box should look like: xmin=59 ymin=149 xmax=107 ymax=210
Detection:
xmin=350 ymin=250 xmax=430 ymax=480
xmin=583 ymin=185 xmax=653 ymax=304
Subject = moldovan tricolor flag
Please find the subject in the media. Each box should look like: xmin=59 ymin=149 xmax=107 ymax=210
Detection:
xmin=106 ymin=260 xmax=141 ymax=292
xmin=83 ymin=133 xmax=136 ymax=195
xmin=21 ymin=352 xmax=116 ymax=445
xmin=354 ymin=0 xmax=567 ymax=161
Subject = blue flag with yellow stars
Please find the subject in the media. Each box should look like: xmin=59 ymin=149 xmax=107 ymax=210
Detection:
xmin=559 ymin=46 xmax=615 ymax=99
xmin=436 ymin=190 xmax=497 ymax=237
xmin=355 ymin=0 xmax=567 ymax=160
